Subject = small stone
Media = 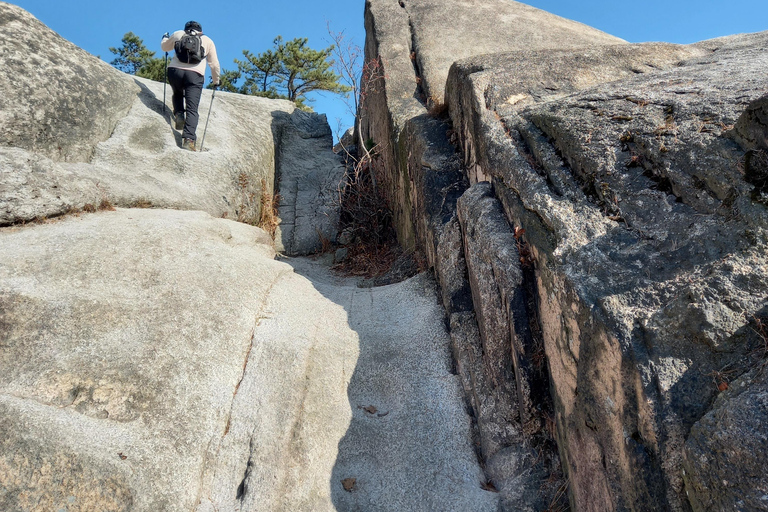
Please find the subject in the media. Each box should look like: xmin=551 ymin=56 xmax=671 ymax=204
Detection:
xmin=334 ymin=247 xmax=348 ymax=263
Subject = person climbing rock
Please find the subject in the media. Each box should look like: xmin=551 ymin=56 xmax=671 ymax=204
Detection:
xmin=161 ymin=21 xmax=220 ymax=152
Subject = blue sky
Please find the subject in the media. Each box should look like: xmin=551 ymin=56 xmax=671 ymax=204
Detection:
xmin=10 ymin=0 xmax=768 ymax=141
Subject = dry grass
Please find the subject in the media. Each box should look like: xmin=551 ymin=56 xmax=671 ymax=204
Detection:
xmin=257 ymin=178 xmax=280 ymax=239
xmin=544 ymin=478 xmax=570 ymax=512
xmin=427 ymin=95 xmax=449 ymax=118
xmin=130 ymin=198 xmax=153 ymax=208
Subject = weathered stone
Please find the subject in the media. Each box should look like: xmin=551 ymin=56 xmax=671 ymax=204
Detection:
xmin=404 ymin=0 xmax=625 ymax=103
xmin=0 ymin=74 xmax=294 ymax=228
xmin=364 ymin=0 xmax=768 ymax=509
xmin=334 ymin=246 xmax=348 ymax=263
xmin=273 ymin=110 xmax=346 ymax=255
xmin=333 ymin=126 xmax=356 ymax=154
xmin=361 ymin=0 xmax=634 ymax=507
xmin=457 ymin=184 xmax=535 ymax=430
xmin=0 ymin=2 xmax=137 ymax=161
xmin=362 ymin=0 xmax=624 ymax=251
xmin=0 ymin=209 xmax=283 ymax=511
xmin=683 ymin=366 xmax=768 ymax=511
xmin=733 ymin=93 xmax=768 ymax=195
xmin=446 ymin=30 xmax=768 ymax=512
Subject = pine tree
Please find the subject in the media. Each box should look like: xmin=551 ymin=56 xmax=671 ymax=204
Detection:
xmin=109 ymin=32 xmax=155 ymax=75
xmin=236 ymin=38 xmax=284 ymax=97
xmin=137 ymin=57 xmax=167 ymax=82
xmin=207 ymin=68 xmax=241 ymax=92
xmin=278 ymin=37 xmax=350 ymax=102
xmin=234 ymin=36 xmax=351 ymax=110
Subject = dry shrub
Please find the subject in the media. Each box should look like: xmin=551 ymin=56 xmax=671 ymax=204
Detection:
xmin=336 ymin=240 xmax=401 ymax=277
xmin=427 ymin=95 xmax=449 ymax=118
xmin=99 ymin=198 xmax=116 ymax=211
xmin=333 ymin=160 xmax=399 ymax=278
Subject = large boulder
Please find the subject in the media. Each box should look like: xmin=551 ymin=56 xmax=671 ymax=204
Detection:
xmin=0 ymin=210 xmax=355 ymax=511
xmin=0 ymin=209 xmax=287 ymax=511
xmin=273 ymin=110 xmax=345 ymax=255
xmin=0 ymin=1 xmax=137 ymax=161
xmin=682 ymin=365 xmax=768 ymax=511
xmin=445 ymin=30 xmax=768 ymax=512
xmin=404 ymin=0 xmax=624 ymax=103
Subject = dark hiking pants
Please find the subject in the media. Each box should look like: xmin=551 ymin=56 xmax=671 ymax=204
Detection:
xmin=168 ymin=67 xmax=205 ymax=141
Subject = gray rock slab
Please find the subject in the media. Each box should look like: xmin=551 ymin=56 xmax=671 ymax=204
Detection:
xmin=445 ymin=29 xmax=768 ymax=511
xmin=0 ymin=209 xmax=282 ymax=511
xmin=403 ymin=0 xmax=625 ymax=103
xmin=683 ymin=366 xmax=768 ymax=511
xmin=0 ymin=76 xmax=295 ymax=226
xmin=0 ymin=2 xmax=138 ymax=161
xmin=273 ymin=110 xmax=346 ymax=256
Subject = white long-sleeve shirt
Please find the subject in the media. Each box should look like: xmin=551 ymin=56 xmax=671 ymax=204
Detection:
xmin=161 ymin=30 xmax=220 ymax=84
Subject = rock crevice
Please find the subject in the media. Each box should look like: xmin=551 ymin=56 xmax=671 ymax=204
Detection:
xmin=361 ymin=0 xmax=768 ymax=510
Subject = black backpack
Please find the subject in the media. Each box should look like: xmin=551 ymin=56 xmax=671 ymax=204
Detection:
xmin=174 ymin=30 xmax=205 ymax=64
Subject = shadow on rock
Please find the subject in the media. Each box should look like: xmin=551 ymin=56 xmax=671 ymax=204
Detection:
xmin=284 ymin=257 xmax=500 ymax=512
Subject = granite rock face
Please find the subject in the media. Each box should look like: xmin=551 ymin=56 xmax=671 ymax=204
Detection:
xmin=447 ymin=33 xmax=768 ymax=510
xmin=0 ymin=2 xmax=137 ymax=162
xmin=0 ymin=5 xmax=499 ymax=511
xmin=273 ymin=110 xmax=345 ymax=255
xmin=405 ymin=0 xmax=624 ymax=103
xmin=0 ymin=2 xmax=342 ymax=256
xmin=0 ymin=209 xmax=287 ymax=512
xmin=362 ymin=0 xmax=768 ymax=510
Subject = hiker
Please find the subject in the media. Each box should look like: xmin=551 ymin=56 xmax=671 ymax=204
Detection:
xmin=161 ymin=21 xmax=220 ymax=151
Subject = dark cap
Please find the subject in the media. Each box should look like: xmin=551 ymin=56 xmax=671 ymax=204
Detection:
xmin=185 ymin=21 xmax=202 ymax=33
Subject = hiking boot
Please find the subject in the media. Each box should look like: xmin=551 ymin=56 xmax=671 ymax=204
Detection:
xmin=174 ymin=112 xmax=185 ymax=130
xmin=182 ymin=138 xmax=196 ymax=152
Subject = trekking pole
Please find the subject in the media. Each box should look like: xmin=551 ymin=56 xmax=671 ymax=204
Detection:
xmin=162 ymin=52 xmax=168 ymax=120
xmin=199 ymin=85 xmax=217 ymax=152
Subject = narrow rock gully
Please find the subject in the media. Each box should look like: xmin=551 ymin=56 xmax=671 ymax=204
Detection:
xmin=234 ymin=255 xmax=500 ymax=511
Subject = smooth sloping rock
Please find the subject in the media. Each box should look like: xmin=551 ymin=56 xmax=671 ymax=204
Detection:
xmin=0 ymin=2 xmax=137 ymax=161
xmin=445 ymin=31 xmax=768 ymax=511
xmin=287 ymin=258 xmax=500 ymax=512
xmin=0 ymin=75 xmax=293 ymax=226
xmin=0 ymin=209 xmax=283 ymax=511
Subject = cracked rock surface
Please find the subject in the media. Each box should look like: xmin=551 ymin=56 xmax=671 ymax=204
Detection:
xmin=446 ymin=29 xmax=768 ymax=512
